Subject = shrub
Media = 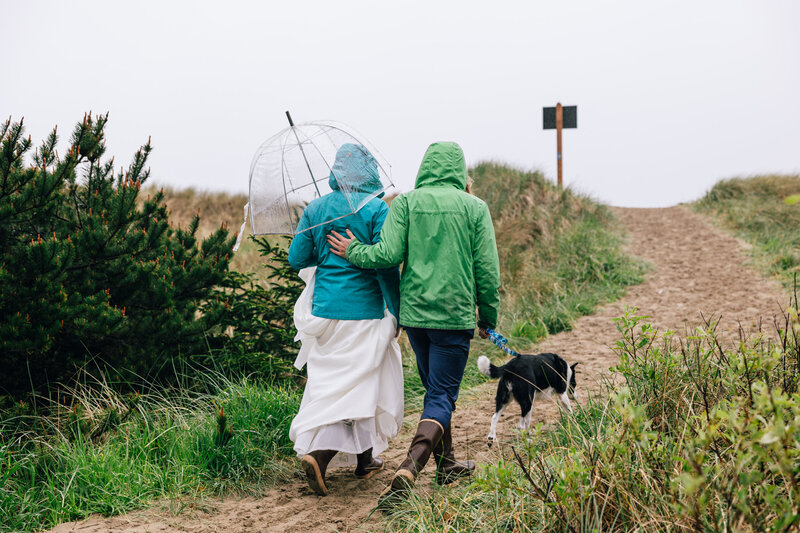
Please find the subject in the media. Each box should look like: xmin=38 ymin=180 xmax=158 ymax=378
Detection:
xmin=0 ymin=115 xmax=235 ymax=396
xmin=199 ymin=236 xmax=304 ymax=381
xmin=388 ymin=295 xmax=800 ymax=532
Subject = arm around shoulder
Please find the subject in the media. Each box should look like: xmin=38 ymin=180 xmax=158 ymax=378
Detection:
xmin=345 ymin=195 xmax=408 ymax=269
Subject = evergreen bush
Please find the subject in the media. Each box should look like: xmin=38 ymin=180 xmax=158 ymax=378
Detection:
xmin=0 ymin=114 xmax=235 ymax=396
xmin=200 ymin=236 xmax=304 ymax=380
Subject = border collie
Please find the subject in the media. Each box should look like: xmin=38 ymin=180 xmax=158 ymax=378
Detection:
xmin=477 ymin=353 xmax=579 ymax=446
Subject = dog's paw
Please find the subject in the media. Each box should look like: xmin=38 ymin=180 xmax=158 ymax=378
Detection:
xmin=487 ymin=437 xmax=494 ymax=448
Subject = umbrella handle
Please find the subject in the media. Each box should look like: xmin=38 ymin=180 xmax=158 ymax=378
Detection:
xmin=285 ymin=111 xmax=295 ymax=127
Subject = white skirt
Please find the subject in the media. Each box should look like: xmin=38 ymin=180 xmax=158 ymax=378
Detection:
xmin=289 ymin=268 xmax=404 ymax=466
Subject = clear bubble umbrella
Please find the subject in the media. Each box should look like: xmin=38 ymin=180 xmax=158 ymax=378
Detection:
xmin=234 ymin=112 xmax=394 ymax=249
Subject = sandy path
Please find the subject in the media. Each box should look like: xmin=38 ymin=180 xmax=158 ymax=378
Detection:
xmin=50 ymin=206 xmax=789 ymax=533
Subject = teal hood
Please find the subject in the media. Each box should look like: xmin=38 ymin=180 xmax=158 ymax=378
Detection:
xmin=329 ymin=143 xmax=384 ymax=198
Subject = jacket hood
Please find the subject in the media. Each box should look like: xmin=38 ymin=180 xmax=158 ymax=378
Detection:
xmin=329 ymin=143 xmax=384 ymax=198
xmin=414 ymin=142 xmax=467 ymax=190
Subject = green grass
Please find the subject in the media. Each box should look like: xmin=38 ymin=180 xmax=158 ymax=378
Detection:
xmin=0 ymin=370 xmax=300 ymax=533
xmin=693 ymin=174 xmax=800 ymax=288
xmin=386 ymin=304 xmax=800 ymax=532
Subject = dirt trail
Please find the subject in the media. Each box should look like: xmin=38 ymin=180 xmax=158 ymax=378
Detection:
xmin=50 ymin=206 xmax=789 ymax=533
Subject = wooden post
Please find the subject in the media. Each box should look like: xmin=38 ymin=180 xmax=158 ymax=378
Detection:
xmin=556 ymin=102 xmax=563 ymax=188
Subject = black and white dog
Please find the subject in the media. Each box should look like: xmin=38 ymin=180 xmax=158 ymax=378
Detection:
xmin=477 ymin=353 xmax=579 ymax=446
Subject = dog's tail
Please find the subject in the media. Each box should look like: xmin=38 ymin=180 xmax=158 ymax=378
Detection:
xmin=477 ymin=355 xmax=503 ymax=379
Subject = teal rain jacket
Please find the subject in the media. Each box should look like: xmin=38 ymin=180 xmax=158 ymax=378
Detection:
xmin=345 ymin=142 xmax=500 ymax=330
xmin=288 ymin=144 xmax=400 ymax=321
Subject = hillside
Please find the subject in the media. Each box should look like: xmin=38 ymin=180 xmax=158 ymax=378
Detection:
xmin=693 ymin=174 xmax=800 ymax=287
xmin=48 ymin=201 xmax=799 ymax=533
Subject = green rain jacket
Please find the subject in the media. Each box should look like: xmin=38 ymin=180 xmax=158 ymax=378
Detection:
xmin=345 ymin=142 xmax=500 ymax=330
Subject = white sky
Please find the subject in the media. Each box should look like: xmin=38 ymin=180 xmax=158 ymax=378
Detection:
xmin=2 ymin=1 xmax=799 ymax=207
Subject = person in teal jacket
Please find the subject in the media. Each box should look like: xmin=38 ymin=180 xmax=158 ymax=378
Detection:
xmin=288 ymin=143 xmax=402 ymax=497
xmin=328 ymin=141 xmax=500 ymax=500
xmin=288 ymin=144 xmax=400 ymax=322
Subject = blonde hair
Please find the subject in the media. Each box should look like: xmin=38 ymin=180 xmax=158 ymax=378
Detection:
xmin=466 ymin=176 xmax=474 ymax=195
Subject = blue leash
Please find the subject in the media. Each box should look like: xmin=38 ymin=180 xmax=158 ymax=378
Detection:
xmin=486 ymin=328 xmax=521 ymax=357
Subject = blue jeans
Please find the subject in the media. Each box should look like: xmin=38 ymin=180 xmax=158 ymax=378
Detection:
xmin=404 ymin=327 xmax=474 ymax=429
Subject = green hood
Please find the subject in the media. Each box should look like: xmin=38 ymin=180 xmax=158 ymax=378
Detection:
xmin=414 ymin=142 xmax=467 ymax=190
xmin=346 ymin=139 xmax=500 ymax=330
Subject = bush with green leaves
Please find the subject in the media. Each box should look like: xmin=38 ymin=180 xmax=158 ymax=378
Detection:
xmin=0 ymin=115 xmax=235 ymax=396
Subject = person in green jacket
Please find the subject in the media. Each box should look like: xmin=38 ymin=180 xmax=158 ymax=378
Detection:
xmin=327 ymin=141 xmax=500 ymax=498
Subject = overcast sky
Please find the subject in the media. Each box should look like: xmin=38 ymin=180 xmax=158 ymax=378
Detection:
xmin=2 ymin=1 xmax=798 ymax=207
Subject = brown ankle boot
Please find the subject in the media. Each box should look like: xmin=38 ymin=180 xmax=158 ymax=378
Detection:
xmin=301 ymin=449 xmax=338 ymax=496
xmin=379 ymin=419 xmax=444 ymax=501
xmin=433 ymin=424 xmax=475 ymax=485
xmin=354 ymin=448 xmax=384 ymax=479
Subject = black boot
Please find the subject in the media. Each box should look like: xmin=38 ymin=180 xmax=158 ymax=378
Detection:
xmin=301 ymin=449 xmax=338 ymax=496
xmin=379 ymin=419 xmax=444 ymax=502
xmin=433 ymin=424 xmax=475 ymax=485
xmin=354 ymin=448 xmax=384 ymax=479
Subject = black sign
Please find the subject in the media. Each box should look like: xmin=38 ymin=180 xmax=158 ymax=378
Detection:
xmin=543 ymin=106 xmax=577 ymax=129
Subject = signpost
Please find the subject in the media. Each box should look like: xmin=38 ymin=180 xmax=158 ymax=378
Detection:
xmin=543 ymin=104 xmax=577 ymax=188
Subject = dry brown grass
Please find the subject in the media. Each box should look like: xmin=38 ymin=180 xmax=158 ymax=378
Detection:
xmin=141 ymin=185 xmax=265 ymax=273
xmin=145 ymin=186 xmax=401 ymax=275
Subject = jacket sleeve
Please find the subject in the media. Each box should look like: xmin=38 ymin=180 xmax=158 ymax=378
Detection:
xmin=345 ymin=195 xmax=408 ymax=269
xmin=472 ymin=201 xmax=500 ymax=329
xmin=371 ymin=202 xmax=401 ymax=321
xmin=287 ymin=210 xmax=317 ymax=270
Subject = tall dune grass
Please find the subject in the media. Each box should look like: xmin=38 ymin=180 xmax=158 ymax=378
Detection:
xmin=471 ymin=162 xmax=646 ymax=350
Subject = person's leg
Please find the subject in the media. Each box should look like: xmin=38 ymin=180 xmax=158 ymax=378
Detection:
xmin=423 ymin=328 xmax=475 ymax=484
xmin=355 ymin=448 xmax=384 ymax=479
xmin=404 ymin=327 xmax=431 ymax=391
xmin=432 ymin=423 xmax=476 ymax=485
xmin=380 ymin=329 xmax=472 ymax=502
xmin=420 ymin=328 xmax=473 ymax=428
xmin=301 ymin=449 xmax=339 ymax=496
xmin=379 ymin=328 xmax=441 ymax=502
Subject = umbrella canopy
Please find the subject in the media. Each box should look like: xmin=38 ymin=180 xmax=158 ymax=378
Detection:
xmin=245 ymin=118 xmax=393 ymax=237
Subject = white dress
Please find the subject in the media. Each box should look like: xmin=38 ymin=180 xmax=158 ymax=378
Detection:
xmin=289 ymin=267 xmax=404 ymax=466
